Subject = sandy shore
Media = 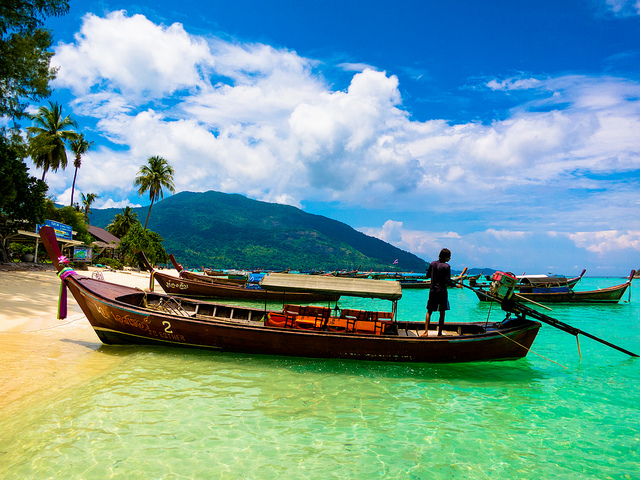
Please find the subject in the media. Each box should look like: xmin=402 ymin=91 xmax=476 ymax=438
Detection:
xmin=0 ymin=266 xmax=177 ymax=417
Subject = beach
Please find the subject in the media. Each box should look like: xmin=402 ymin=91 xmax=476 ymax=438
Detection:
xmin=0 ymin=265 xmax=169 ymax=417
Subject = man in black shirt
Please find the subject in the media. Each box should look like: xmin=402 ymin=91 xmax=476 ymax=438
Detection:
xmin=421 ymin=248 xmax=454 ymax=337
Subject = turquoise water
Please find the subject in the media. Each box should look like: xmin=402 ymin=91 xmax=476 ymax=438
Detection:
xmin=1 ymin=277 xmax=639 ymax=479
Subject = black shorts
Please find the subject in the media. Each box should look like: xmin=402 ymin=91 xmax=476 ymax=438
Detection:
xmin=427 ymin=291 xmax=449 ymax=312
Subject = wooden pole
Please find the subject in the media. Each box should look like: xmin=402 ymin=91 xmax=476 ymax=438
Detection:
xmin=456 ymin=278 xmax=639 ymax=358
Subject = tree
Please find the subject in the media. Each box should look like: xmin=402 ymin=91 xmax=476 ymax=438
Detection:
xmin=80 ymin=192 xmax=99 ymax=223
xmin=43 ymin=199 xmax=92 ymax=245
xmin=27 ymin=101 xmax=78 ymax=180
xmin=0 ymin=0 xmax=70 ymax=123
xmin=107 ymin=206 xmax=139 ymax=238
xmin=117 ymin=222 xmax=168 ymax=267
xmin=134 ymin=155 xmax=176 ymax=229
xmin=69 ymin=133 xmax=92 ymax=206
xmin=0 ymin=135 xmax=48 ymax=262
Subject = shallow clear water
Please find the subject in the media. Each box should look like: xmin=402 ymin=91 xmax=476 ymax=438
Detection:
xmin=1 ymin=277 xmax=639 ymax=479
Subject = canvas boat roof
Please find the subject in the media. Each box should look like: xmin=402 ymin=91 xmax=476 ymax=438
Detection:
xmin=259 ymin=273 xmax=402 ymax=300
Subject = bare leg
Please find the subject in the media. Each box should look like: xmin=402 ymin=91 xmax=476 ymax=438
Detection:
xmin=437 ymin=311 xmax=445 ymax=336
xmin=421 ymin=311 xmax=432 ymax=337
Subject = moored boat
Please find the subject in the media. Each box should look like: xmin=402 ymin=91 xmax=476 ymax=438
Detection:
xmin=474 ymin=271 xmax=634 ymax=304
xmin=170 ymin=255 xmax=248 ymax=286
xmin=142 ymin=254 xmax=338 ymax=303
xmin=38 ymin=226 xmax=546 ymax=363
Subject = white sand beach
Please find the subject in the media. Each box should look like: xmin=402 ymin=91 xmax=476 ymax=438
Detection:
xmin=0 ymin=266 xmax=177 ymax=417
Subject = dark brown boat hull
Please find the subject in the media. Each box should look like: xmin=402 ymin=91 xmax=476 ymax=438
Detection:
xmin=475 ymin=282 xmax=630 ymax=303
xmin=152 ymin=270 xmax=339 ymax=303
xmin=66 ymin=276 xmax=539 ymax=363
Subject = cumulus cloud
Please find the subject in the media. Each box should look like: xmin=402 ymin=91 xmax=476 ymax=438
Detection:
xmin=360 ymin=220 xmax=461 ymax=258
xmin=566 ymin=230 xmax=640 ymax=254
xmin=53 ymin=11 xmax=213 ymax=98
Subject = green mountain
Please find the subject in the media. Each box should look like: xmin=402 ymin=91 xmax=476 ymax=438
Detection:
xmin=89 ymin=191 xmax=428 ymax=272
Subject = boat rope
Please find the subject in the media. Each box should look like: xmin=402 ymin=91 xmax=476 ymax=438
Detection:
xmin=56 ymin=256 xmax=77 ymax=320
xmin=485 ymin=301 xmax=494 ymax=326
xmin=496 ymin=330 xmax=568 ymax=369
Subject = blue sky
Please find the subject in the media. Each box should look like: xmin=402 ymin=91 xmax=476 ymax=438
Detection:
xmin=28 ymin=0 xmax=640 ymax=275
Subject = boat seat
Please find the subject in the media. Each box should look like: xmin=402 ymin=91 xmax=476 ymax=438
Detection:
xmin=294 ymin=315 xmax=324 ymax=330
xmin=265 ymin=312 xmax=295 ymax=328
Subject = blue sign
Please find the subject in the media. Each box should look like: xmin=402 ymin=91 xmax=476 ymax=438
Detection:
xmin=73 ymin=246 xmax=92 ymax=262
xmin=36 ymin=220 xmax=73 ymax=240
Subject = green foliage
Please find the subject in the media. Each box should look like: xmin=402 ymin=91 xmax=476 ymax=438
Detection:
xmin=0 ymin=0 xmax=70 ymax=121
xmin=80 ymin=192 xmax=99 ymax=223
xmin=0 ymin=135 xmax=48 ymax=222
xmin=27 ymin=101 xmax=78 ymax=180
xmin=97 ymin=257 xmax=123 ymax=270
xmin=43 ymin=200 xmax=92 ymax=245
xmin=107 ymin=206 xmax=140 ymax=238
xmin=117 ymin=223 xmax=168 ymax=267
xmin=9 ymin=242 xmax=33 ymax=256
xmin=0 ymin=134 xmax=48 ymax=261
xmin=90 ymin=191 xmax=428 ymax=272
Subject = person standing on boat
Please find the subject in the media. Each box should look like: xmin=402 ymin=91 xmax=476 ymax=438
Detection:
xmin=422 ymin=248 xmax=455 ymax=337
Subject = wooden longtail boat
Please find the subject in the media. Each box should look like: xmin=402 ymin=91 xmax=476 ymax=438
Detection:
xmin=38 ymin=226 xmax=544 ymax=363
xmin=474 ymin=272 xmax=634 ymax=304
xmin=170 ymin=255 xmax=247 ymax=286
xmin=482 ymin=270 xmax=586 ymax=289
xmin=398 ymin=279 xmax=430 ymax=289
xmin=139 ymin=254 xmax=338 ymax=303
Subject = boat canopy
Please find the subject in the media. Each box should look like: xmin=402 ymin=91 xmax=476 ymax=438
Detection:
xmin=259 ymin=273 xmax=402 ymax=300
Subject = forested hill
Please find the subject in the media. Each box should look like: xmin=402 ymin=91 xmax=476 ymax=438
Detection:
xmin=89 ymin=190 xmax=428 ymax=272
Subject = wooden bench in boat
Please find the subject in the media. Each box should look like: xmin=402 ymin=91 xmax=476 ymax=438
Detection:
xmin=266 ymin=305 xmax=394 ymax=335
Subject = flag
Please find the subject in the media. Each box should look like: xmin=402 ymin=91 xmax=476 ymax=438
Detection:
xmin=392 ymin=259 xmax=398 ymax=265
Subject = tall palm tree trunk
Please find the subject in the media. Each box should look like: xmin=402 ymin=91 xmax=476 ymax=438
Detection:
xmin=144 ymin=199 xmax=155 ymax=230
xmin=70 ymin=166 xmax=79 ymax=206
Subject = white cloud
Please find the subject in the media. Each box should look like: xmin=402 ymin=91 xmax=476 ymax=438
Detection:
xmin=565 ymin=230 xmax=640 ymax=254
xmin=53 ymin=11 xmax=213 ymax=99
xmin=360 ymin=220 xmax=460 ymax=258
xmin=486 ymin=77 xmax=542 ymax=91
xmin=99 ymin=199 xmax=142 ymax=209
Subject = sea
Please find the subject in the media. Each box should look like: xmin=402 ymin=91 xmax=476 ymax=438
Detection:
xmin=1 ymin=276 xmax=639 ymax=479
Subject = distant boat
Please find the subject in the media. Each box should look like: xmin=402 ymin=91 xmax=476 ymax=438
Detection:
xmin=477 ymin=269 xmax=586 ymax=292
xmin=475 ymin=271 xmax=634 ymax=304
xmin=140 ymin=254 xmax=338 ymax=303
xmin=170 ymin=255 xmax=247 ymax=286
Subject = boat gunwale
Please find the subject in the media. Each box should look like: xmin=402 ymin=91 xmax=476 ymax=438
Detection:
xmin=72 ymin=274 xmax=539 ymax=343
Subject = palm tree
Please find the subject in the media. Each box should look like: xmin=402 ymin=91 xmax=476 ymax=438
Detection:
xmin=107 ymin=206 xmax=139 ymax=238
xmin=69 ymin=134 xmax=93 ymax=207
xmin=134 ymin=156 xmax=176 ymax=229
xmin=27 ymin=102 xmax=79 ymax=181
xmin=81 ymin=192 xmax=99 ymax=224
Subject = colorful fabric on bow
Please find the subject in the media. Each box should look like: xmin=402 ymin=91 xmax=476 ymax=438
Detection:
xmin=149 ymin=270 xmax=156 ymax=291
xmin=57 ymin=267 xmax=76 ymax=319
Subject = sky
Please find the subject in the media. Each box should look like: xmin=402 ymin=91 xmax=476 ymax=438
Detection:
xmin=25 ymin=0 xmax=640 ymax=275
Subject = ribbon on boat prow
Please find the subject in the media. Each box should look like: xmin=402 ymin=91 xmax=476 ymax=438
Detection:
xmin=56 ymin=255 xmax=77 ymax=320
